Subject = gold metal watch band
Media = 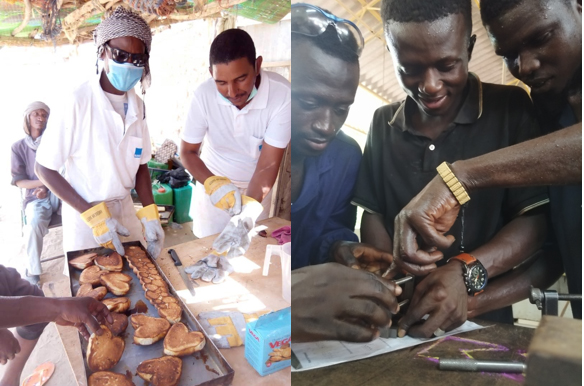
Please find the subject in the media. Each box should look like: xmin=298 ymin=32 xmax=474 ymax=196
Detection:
xmin=436 ymin=162 xmax=470 ymax=205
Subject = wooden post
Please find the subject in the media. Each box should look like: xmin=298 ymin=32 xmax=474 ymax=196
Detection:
xmin=271 ymin=144 xmax=291 ymax=220
xmin=525 ymin=316 xmax=582 ymax=386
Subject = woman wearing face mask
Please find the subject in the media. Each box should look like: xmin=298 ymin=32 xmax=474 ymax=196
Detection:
xmin=11 ymin=102 xmax=60 ymax=285
xmin=35 ymin=7 xmax=164 ymax=262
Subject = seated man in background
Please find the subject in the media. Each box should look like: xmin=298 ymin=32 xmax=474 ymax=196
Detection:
xmin=181 ymin=29 xmax=291 ymax=239
xmin=10 ymin=102 xmax=60 ymax=286
xmin=352 ymin=0 xmax=550 ymax=338
xmin=291 ymin=3 xmax=399 ymax=343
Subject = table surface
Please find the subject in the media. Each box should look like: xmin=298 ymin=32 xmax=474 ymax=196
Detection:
xmin=156 ymin=217 xmax=291 ymax=386
xmin=292 ymin=322 xmax=535 ymax=386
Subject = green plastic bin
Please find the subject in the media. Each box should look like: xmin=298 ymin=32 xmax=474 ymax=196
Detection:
xmin=152 ymin=183 xmax=173 ymax=223
xmin=173 ymin=183 xmax=193 ymax=224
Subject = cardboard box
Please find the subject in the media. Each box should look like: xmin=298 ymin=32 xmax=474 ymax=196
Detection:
xmin=245 ymin=307 xmax=291 ymax=376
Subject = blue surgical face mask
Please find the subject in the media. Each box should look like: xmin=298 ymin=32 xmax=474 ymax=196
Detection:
xmin=106 ymin=60 xmax=144 ymax=92
xmin=218 ymin=85 xmax=258 ymax=105
xmin=247 ymin=85 xmax=258 ymax=101
xmin=218 ymin=66 xmax=260 ymax=106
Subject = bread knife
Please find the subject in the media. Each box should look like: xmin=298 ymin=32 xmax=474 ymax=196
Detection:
xmin=168 ymin=249 xmax=197 ymax=296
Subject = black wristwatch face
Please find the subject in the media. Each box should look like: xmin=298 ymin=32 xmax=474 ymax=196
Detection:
xmin=467 ymin=264 xmax=487 ymax=292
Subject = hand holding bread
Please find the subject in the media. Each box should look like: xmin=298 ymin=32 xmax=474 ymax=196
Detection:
xmin=52 ymin=297 xmax=113 ymax=340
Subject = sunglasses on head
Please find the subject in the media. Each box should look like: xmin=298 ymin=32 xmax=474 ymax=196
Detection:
xmin=291 ymin=3 xmax=365 ymax=57
xmin=104 ymin=43 xmax=149 ymax=67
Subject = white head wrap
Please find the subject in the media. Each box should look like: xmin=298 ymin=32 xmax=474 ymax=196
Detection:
xmin=93 ymin=7 xmax=152 ymax=92
xmin=23 ymin=101 xmax=50 ymax=150
xmin=23 ymin=101 xmax=50 ymax=135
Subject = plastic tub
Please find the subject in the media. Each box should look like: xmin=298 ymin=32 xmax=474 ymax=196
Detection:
xmin=173 ymin=183 xmax=193 ymax=224
xmin=152 ymin=183 xmax=173 ymax=223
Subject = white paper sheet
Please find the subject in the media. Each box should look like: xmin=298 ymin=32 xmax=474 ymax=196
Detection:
xmin=291 ymin=320 xmax=485 ymax=372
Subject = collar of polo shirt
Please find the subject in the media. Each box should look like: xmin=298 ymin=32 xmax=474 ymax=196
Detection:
xmin=388 ymin=72 xmax=484 ymax=132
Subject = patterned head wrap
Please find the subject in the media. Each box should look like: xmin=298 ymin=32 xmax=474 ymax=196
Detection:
xmin=94 ymin=7 xmax=152 ymax=92
xmin=23 ymin=101 xmax=50 ymax=136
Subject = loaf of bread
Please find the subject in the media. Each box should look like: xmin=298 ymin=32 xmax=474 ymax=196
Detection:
xmin=95 ymin=252 xmax=123 ymax=272
xmin=130 ymin=314 xmax=171 ymax=345
xmin=100 ymin=272 xmax=132 ymax=296
xmin=76 ymin=284 xmax=107 ymax=301
xmin=137 ymin=356 xmax=182 ymax=386
xmin=163 ymin=322 xmax=205 ymax=357
xmin=88 ymin=371 xmax=135 ymax=386
xmin=102 ymin=297 xmax=131 ymax=313
xmin=79 ymin=266 xmax=108 ymax=286
xmin=69 ymin=253 xmax=97 ymax=270
xmin=124 ymin=247 xmax=182 ymax=324
xmin=86 ymin=325 xmax=125 ymax=372
xmin=105 ymin=313 xmax=128 ymax=336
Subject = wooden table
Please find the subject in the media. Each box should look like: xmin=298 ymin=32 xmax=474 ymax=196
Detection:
xmin=157 ymin=217 xmax=291 ymax=386
xmin=292 ymin=322 xmax=534 ymax=386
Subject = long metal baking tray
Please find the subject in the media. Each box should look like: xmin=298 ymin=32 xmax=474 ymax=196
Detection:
xmin=67 ymin=241 xmax=234 ymax=385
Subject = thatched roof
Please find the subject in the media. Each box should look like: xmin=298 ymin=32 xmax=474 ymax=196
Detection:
xmin=0 ymin=0 xmax=290 ymax=46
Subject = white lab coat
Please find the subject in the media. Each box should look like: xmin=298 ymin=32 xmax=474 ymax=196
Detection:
xmin=36 ymin=74 xmax=151 ymax=254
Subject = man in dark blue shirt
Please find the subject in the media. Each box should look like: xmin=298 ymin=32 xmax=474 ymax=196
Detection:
xmin=291 ymin=128 xmax=361 ymax=269
xmin=291 ymin=4 xmax=399 ymax=343
xmin=290 ymin=6 xmax=361 ymax=270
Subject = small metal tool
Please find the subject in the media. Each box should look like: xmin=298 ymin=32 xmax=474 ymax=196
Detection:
xmin=168 ymin=249 xmax=197 ymax=296
xmin=394 ymin=275 xmax=415 ymax=306
xmin=379 ymin=298 xmax=411 ymax=339
xmin=529 ymin=286 xmax=582 ymax=316
xmin=392 ymin=276 xmax=414 ymax=323
xmin=439 ymin=359 xmax=526 ymax=373
xmin=379 ymin=276 xmax=415 ymax=339
xmin=379 ymin=326 xmax=398 ymax=339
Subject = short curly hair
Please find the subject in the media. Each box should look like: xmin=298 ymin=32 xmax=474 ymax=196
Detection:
xmin=381 ymin=0 xmax=473 ymax=36
xmin=209 ymin=29 xmax=256 ymax=67
xmin=480 ymin=0 xmax=525 ymax=23
xmin=479 ymin=0 xmax=570 ymax=24
xmin=292 ymin=24 xmax=359 ymax=64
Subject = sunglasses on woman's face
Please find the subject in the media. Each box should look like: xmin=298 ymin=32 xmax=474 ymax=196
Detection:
xmin=291 ymin=3 xmax=365 ymax=57
xmin=105 ymin=43 xmax=149 ymax=67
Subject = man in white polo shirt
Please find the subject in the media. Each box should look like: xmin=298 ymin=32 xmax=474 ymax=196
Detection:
xmin=181 ymin=28 xmax=291 ymax=238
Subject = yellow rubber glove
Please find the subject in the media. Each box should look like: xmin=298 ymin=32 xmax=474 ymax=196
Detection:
xmin=80 ymin=202 xmax=130 ymax=255
xmin=204 ymin=176 xmax=242 ymax=216
xmin=136 ymin=204 xmax=165 ymax=259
